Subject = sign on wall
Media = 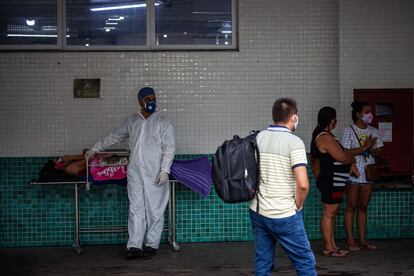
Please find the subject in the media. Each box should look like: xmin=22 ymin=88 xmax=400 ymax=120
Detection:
xmin=73 ymin=79 xmax=101 ymax=98
xmin=378 ymin=122 xmax=392 ymax=142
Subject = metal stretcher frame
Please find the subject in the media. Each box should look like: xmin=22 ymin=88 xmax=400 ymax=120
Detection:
xmin=31 ymin=180 xmax=179 ymax=253
xmin=31 ymin=152 xmax=180 ymax=254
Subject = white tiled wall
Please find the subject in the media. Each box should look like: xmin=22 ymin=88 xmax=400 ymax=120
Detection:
xmin=1 ymin=0 xmax=339 ymax=156
xmin=338 ymin=0 xmax=414 ymax=132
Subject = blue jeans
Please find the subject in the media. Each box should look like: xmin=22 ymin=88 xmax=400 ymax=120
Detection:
xmin=250 ymin=209 xmax=316 ymax=276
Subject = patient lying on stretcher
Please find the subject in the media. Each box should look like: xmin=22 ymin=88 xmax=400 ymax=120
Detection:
xmin=38 ymin=151 xmax=128 ymax=182
xmin=52 ymin=152 xmax=128 ymax=176
xmin=53 ymin=154 xmax=87 ymax=175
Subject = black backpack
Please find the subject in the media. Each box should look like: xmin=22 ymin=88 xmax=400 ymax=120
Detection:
xmin=212 ymin=131 xmax=260 ymax=207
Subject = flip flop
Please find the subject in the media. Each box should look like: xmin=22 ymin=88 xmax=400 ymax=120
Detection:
xmin=322 ymin=250 xmax=346 ymax=257
xmin=360 ymin=242 xmax=377 ymax=250
xmin=345 ymin=242 xmax=360 ymax=251
xmin=335 ymin=248 xmax=349 ymax=255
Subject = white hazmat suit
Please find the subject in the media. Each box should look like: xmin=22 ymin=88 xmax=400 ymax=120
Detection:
xmin=91 ymin=111 xmax=175 ymax=249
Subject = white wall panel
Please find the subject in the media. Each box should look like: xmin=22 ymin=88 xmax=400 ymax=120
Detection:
xmin=0 ymin=0 xmax=339 ymax=156
xmin=338 ymin=0 xmax=414 ymax=134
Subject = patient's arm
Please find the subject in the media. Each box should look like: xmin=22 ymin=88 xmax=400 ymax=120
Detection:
xmin=64 ymin=160 xmax=86 ymax=175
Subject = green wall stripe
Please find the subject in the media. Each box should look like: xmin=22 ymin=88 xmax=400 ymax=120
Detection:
xmin=0 ymin=156 xmax=413 ymax=247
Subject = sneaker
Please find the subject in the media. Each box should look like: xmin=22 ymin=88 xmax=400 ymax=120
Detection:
xmin=143 ymin=245 xmax=157 ymax=257
xmin=126 ymin=248 xmax=143 ymax=259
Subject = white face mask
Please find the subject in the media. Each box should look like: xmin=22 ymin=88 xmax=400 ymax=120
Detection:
xmin=361 ymin=112 xmax=373 ymax=124
xmin=293 ymin=115 xmax=299 ymax=131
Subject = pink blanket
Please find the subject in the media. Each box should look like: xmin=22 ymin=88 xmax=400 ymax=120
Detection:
xmin=89 ymin=156 xmax=128 ymax=181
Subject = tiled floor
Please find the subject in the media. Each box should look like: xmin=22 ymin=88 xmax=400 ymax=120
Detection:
xmin=1 ymin=239 xmax=414 ymax=275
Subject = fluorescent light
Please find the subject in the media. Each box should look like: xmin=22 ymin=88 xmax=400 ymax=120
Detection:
xmin=108 ymin=16 xmax=125 ymax=21
xmin=90 ymin=3 xmax=159 ymax=12
xmin=91 ymin=3 xmax=145 ymax=11
xmin=163 ymin=34 xmax=168 ymax=38
xmin=221 ymin=30 xmax=232 ymax=34
xmin=42 ymin=26 xmax=58 ymax=31
xmin=106 ymin=22 xmax=118 ymax=25
xmin=7 ymin=25 xmax=32 ymax=32
xmin=7 ymin=34 xmax=57 ymax=38
xmin=26 ymin=19 xmax=35 ymax=26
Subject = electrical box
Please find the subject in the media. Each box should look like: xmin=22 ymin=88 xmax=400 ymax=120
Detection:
xmin=354 ymin=89 xmax=413 ymax=177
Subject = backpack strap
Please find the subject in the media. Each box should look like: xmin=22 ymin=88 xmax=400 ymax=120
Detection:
xmin=254 ymin=140 xmax=261 ymax=214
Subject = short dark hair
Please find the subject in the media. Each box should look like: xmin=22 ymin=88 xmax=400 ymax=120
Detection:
xmin=351 ymin=101 xmax=369 ymax=122
xmin=272 ymin=98 xmax=298 ymax=123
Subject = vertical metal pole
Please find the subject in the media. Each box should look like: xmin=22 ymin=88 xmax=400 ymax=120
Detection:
xmin=147 ymin=0 xmax=155 ymax=49
xmin=57 ymin=0 xmax=63 ymax=49
xmin=168 ymin=181 xmax=173 ymax=243
xmin=171 ymin=181 xmax=176 ymax=244
xmin=85 ymin=153 xmax=90 ymax=190
xmin=73 ymin=183 xmax=81 ymax=253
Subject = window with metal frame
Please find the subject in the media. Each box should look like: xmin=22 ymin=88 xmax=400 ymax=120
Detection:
xmin=154 ymin=0 xmax=234 ymax=49
xmin=0 ymin=0 xmax=59 ymax=49
xmin=0 ymin=0 xmax=237 ymax=50
xmin=66 ymin=0 xmax=147 ymax=48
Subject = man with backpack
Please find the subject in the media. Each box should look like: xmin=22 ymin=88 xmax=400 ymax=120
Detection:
xmin=249 ymin=98 xmax=316 ymax=276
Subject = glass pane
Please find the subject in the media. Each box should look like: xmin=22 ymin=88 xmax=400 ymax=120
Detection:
xmin=155 ymin=0 xmax=232 ymax=46
xmin=0 ymin=0 xmax=58 ymax=45
xmin=376 ymin=103 xmax=394 ymax=116
xmin=66 ymin=0 xmax=147 ymax=46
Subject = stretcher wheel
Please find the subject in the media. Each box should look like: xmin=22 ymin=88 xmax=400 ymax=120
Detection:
xmin=73 ymin=245 xmax=82 ymax=254
xmin=172 ymin=242 xmax=180 ymax=252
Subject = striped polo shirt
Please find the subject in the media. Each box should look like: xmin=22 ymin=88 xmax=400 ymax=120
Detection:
xmin=249 ymin=125 xmax=308 ymax=219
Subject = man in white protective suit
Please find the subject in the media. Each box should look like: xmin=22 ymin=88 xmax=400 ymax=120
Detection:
xmin=87 ymin=87 xmax=176 ymax=259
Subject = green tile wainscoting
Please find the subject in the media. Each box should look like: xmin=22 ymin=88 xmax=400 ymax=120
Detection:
xmin=0 ymin=156 xmax=413 ymax=247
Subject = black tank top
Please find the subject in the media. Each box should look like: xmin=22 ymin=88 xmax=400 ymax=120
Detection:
xmin=315 ymin=132 xmax=350 ymax=188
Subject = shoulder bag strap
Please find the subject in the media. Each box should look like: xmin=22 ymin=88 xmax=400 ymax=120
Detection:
xmin=350 ymin=126 xmax=362 ymax=147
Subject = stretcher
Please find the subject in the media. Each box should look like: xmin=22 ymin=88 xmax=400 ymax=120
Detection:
xmin=31 ymin=151 xmax=180 ymax=254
